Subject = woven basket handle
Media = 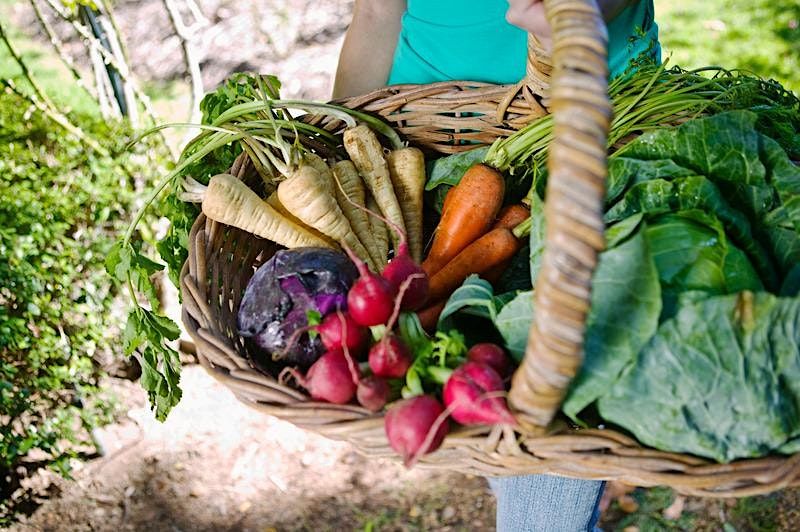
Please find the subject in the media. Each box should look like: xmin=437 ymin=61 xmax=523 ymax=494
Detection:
xmin=508 ymin=0 xmax=612 ymax=430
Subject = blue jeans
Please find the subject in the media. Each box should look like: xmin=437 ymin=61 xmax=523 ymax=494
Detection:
xmin=488 ymin=475 xmax=605 ymax=532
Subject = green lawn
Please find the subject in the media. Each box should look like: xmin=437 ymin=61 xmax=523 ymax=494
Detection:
xmin=656 ymin=0 xmax=800 ymax=94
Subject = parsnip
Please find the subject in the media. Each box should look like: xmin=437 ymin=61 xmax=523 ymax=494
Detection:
xmin=201 ymin=173 xmax=332 ymax=249
xmin=387 ymin=147 xmax=426 ymax=262
xmin=278 ymin=165 xmax=375 ymax=269
xmin=332 ymin=160 xmax=384 ymax=269
xmin=265 ymin=191 xmax=339 ymax=248
xmin=343 ymin=124 xmax=406 ymax=250
xmin=366 ymin=192 xmax=389 ymax=266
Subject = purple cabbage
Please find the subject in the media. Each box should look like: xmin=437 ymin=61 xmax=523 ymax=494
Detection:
xmin=237 ymin=247 xmax=358 ymax=369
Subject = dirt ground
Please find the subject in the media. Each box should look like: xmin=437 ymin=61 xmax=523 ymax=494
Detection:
xmin=12 ymin=0 xmax=354 ymax=101
xmin=9 ymin=366 xmax=800 ymax=531
xmin=9 ymin=366 xmax=497 ymax=532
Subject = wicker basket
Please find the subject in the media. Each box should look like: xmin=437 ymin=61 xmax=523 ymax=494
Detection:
xmin=180 ymin=0 xmax=800 ymax=497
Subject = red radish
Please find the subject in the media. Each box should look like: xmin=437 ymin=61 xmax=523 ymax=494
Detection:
xmin=339 ymin=184 xmax=427 ymax=312
xmin=467 ymin=343 xmax=512 ymax=377
xmin=369 ymin=334 xmax=413 ymax=378
xmin=344 ymin=246 xmax=397 ymax=327
xmin=317 ymin=311 xmax=369 ymax=357
xmin=357 ymin=376 xmax=390 ymax=412
xmin=281 ymin=350 xmax=357 ymax=404
xmin=276 ymin=310 xmax=369 ymax=362
xmin=384 ymin=395 xmax=449 ymax=466
xmin=382 ymin=242 xmax=429 ymax=311
xmin=443 ymin=361 xmax=515 ymax=426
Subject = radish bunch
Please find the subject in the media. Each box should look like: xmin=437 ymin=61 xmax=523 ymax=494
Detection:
xmin=284 ymin=241 xmax=428 ymax=409
xmin=279 ymin=239 xmax=517 ymax=467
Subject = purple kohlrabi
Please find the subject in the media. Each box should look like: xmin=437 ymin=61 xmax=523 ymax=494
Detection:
xmin=237 ymin=247 xmax=358 ymax=369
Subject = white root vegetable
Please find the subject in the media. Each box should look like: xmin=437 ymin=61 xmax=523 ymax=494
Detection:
xmin=278 ymin=165 xmax=376 ymax=269
xmin=387 ymin=147 xmax=426 ymax=262
xmin=332 ymin=160 xmax=384 ymax=268
xmin=343 ymin=124 xmax=406 ymax=250
xmin=265 ymin=191 xmax=338 ymax=248
xmin=201 ymin=173 xmax=332 ymax=249
xmin=366 ymin=192 xmax=389 ymax=265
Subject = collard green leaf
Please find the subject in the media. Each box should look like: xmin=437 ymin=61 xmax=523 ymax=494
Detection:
xmin=437 ymin=276 xmax=506 ymax=346
xmin=562 ymin=228 xmax=661 ymax=422
xmin=761 ymin=132 xmax=800 ymax=202
xmin=781 ymin=264 xmax=800 ymax=297
xmin=606 ymin=157 xmax=696 ymax=205
xmin=439 ymin=275 xmax=498 ymax=325
xmin=764 ymin=225 xmax=800 ymax=280
xmin=528 ymin=191 xmax=546 ymax=285
xmin=754 ymin=104 xmax=800 ymax=161
xmin=644 ymin=211 xmax=727 ymax=292
xmin=605 ymin=212 xmax=643 ymax=248
xmin=598 ymin=291 xmax=800 ymax=463
xmin=722 ymin=244 xmax=764 ymax=295
xmin=495 ymin=290 xmax=533 ymax=362
xmin=425 ymin=146 xmax=489 ymax=191
xmin=605 ymin=176 xmax=779 ymax=290
xmin=619 ymin=111 xmax=767 ymax=189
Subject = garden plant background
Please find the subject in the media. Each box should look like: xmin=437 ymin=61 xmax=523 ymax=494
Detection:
xmin=1 ymin=0 xmax=799 ymax=530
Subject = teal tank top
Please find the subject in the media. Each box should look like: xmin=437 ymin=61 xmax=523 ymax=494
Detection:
xmin=388 ymin=0 xmax=660 ymax=85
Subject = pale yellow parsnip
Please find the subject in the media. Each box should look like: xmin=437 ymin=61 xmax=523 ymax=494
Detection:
xmin=343 ymin=124 xmax=406 ymax=251
xmin=387 ymin=147 xmax=426 ymax=262
xmin=201 ymin=173 xmax=332 ymax=249
xmin=333 ymin=160 xmax=384 ymax=268
xmin=278 ymin=165 xmax=376 ymax=269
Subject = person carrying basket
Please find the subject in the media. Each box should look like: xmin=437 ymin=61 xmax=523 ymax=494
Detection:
xmin=333 ymin=1 xmax=661 ymax=530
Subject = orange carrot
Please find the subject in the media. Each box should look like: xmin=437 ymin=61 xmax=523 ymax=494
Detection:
xmin=481 ymin=203 xmax=531 ymax=283
xmin=422 ymin=163 xmax=505 ymax=277
xmin=427 ymin=227 xmax=521 ymax=304
xmin=493 ymin=204 xmax=530 ymax=231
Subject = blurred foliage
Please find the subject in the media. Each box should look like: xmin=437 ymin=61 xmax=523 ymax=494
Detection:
xmin=605 ymin=487 xmax=696 ymax=531
xmin=0 ymin=91 xmax=161 ymax=522
xmin=657 ymin=0 xmax=800 ymax=95
xmin=730 ymin=494 xmax=780 ymax=532
xmin=61 ymin=0 xmax=99 ymax=11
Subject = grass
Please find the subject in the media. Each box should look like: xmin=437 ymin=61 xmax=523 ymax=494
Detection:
xmin=730 ymin=494 xmax=780 ymax=532
xmin=655 ymin=0 xmax=800 ymax=94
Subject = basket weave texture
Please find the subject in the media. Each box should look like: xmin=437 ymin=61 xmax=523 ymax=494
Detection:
xmin=180 ymin=0 xmax=800 ymax=497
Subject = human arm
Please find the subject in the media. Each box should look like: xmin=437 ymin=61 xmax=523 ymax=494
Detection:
xmin=506 ymin=0 xmax=636 ymax=44
xmin=332 ymin=0 xmax=406 ymax=99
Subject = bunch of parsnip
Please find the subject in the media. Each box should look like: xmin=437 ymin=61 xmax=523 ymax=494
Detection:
xmin=185 ymin=122 xmax=425 ymax=273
